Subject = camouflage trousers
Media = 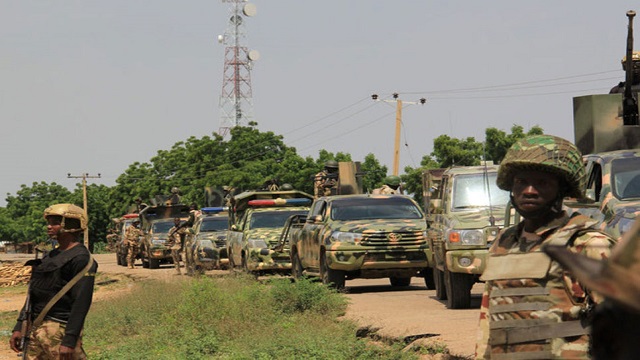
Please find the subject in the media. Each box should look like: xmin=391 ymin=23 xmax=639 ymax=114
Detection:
xmin=26 ymin=320 xmax=86 ymax=360
xmin=171 ymin=249 xmax=181 ymax=274
xmin=127 ymin=243 xmax=139 ymax=268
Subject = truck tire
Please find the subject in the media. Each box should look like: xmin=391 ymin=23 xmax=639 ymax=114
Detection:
xmin=120 ymin=254 xmax=128 ymax=267
xmin=320 ymin=252 xmax=345 ymax=289
xmin=433 ymin=267 xmax=447 ymax=300
xmin=389 ymin=277 xmax=411 ymax=287
xmin=444 ymin=268 xmax=471 ymax=309
xmin=149 ymin=258 xmax=160 ymax=269
xmin=291 ymin=252 xmax=303 ymax=280
xmin=424 ymin=268 xmax=435 ymax=290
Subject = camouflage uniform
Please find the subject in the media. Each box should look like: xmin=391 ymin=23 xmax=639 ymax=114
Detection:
xmin=314 ymin=170 xmax=338 ymax=198
xmin=26 ymin=320 xmax=86 ymax=359
xmin=167 ymin=225 xmax=186 ymax=274
xmin=372 ymin=185 xmax=400 ymax=195
xmin=124 ymin=224 xmax=143 ymax=269
xmin=475 ymin=135 xmax=616 ymax=359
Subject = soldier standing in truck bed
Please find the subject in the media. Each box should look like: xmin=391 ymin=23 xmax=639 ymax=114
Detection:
xmin=372 ymin=175 xmax=403 ymax=195
xmin=610 ymin=52 xmax=640 ymax=93
xmin=314 ymin=160 xmax=339 ymax=198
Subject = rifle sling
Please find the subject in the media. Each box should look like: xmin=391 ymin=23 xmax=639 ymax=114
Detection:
xmin=32 ymin=254 xmax=94 ymax=329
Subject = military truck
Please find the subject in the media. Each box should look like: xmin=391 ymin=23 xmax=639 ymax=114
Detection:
xmin=423 ymin=163 xmax=510 ymax=309
xmin=114 ymin=213 xmax=140 ymax=266
xmin=286 ymin=194 xmax=431 ymax=289
xmin=139 ymin=203 xmax=190 ymax=269
xmin=563 ymin=11 xmax=640 ymax=241
xmin=226 ymin=190 xmax=313 ymax=274
xmin=184 ymin=207 xmax=230 ymax=274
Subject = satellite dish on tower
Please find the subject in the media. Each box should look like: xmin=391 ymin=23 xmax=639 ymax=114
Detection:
xmin=243 ymin=3 xmax=257 ymax=17
xmin=217 ymin=34 xmax=224 ymax=44
xmin=248 ymin=50 xmax=260 ymax=61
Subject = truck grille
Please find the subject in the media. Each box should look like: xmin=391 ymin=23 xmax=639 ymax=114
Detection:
xmin=214 ymin=239 xmax=226 ymax=248
xmin=361 ymin=231 xmax=426 ymax=247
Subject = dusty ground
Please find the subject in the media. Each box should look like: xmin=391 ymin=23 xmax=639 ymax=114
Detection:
xmin=1 ymin=253 xmax=481 ymax=359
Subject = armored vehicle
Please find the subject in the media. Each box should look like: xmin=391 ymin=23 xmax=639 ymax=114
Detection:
xmin=184 ymin=207 xmax=230 ymax=274
xmin=564 ymin=11 xmax=640 ymax=240
xmin=139 ymin=203 xmax=190 ymax=269
xmin=286 ymin=194 xmax=431 ymax=289
xmin=114 ymin=213 xmax=141 ymax=266
xmin=227 ymin=190 xmax=313 ymax=274
xmin=423 ymin=164 xmax=510 ymax=309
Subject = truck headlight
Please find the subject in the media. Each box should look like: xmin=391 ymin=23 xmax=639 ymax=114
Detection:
xmin=247 ymin=239 xmax=268 ymax=248
xmin=446 ymin=229 xmax=484 ymax=245
xmin=331 ymin=231 xmax=363 ymax=244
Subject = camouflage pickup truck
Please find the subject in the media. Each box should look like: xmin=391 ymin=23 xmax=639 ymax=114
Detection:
xmin=139 ymin=203 xmax=190 ymax=269
xmin=184 ymin=207 xmax=230 ymax=274
xmin=286 ymin=194 xmax=431 ymax=289
xmin=226 ymin=190 xmax=313 ymax=274
xmin=423 ymin=164 xmax=510 ymax=309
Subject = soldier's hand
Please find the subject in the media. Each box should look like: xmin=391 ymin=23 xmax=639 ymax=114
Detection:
xmin=59 ymin=345 xmax=75 ymax=359
xmin=9 ymin=330 xmax=21 ymax=352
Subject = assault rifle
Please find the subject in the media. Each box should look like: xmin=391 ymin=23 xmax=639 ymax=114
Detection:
xmin=19 ymin=250 xmax=42 ymax=359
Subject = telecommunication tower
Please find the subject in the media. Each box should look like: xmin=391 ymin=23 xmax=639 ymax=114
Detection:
xmin=217 ymin=0 xmax=260 ymax=138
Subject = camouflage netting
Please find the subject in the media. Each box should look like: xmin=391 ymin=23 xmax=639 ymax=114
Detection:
xmin=497 ymin=134 xmax=586 ymax=198
xmin=0 ymin=261 xmax=31 ymax=287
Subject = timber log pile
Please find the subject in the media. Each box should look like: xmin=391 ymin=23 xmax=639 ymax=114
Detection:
xmin=0 ymin=261 xmax=31 ymax=287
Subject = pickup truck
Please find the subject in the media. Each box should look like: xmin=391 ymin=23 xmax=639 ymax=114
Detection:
xmin=139 ymin=203 xmax=190 ymax=269
xmin=286 ymin=194 xmax=431 ymax=289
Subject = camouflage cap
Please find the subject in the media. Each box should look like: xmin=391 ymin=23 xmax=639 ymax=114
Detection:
xmin=497 ymin=134 xmax=586 ymax=198
xmin=324 ymin=160 xmax=339 ymax=169
xmin=384 ymin=175 xmax=401 ymax=187
xmin=544 ymin=218 xmax=640 ymax=313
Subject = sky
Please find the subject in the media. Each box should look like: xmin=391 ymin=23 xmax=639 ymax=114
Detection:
xmin=1 ymin=1 xmax=637 ymax=205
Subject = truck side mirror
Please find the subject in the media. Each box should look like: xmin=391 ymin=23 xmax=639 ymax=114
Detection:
xmin=585 ymin=189 xmax=597 ymax=202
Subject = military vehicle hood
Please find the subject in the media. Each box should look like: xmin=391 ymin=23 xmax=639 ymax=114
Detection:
xmin=331 ymin=218 xmax=425 ymax=233
xmin=197 ymin=231 xmax=227 ymax=242
xmin=246 ymin=228 xmax=284 ymax=246
xmin=447 ymin=208 xmax=506 ymax=230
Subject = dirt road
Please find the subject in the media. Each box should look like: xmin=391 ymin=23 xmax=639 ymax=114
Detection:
xmin=1 ymin=253 xmax=482 ymax=358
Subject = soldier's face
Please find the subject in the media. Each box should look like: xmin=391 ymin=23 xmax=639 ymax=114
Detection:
xmin=46 ymin=216 xmax=63 ymax=238
xmin=511 ymin=170 xmax=560 ymax=213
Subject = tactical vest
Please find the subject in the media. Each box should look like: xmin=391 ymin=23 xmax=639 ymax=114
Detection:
xmin=29 ymin=245 xmax=89 ymax=319
xmin=481 ymin=215 xmax=600 ymax=359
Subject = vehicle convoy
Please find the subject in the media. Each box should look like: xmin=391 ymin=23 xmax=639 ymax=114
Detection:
xmin=138 ymin=202 xmax=190 ymax=269
xmin=423 ymin=164 xmax=510 ymax=309
xmin=563 ymin=11 xmax=640 ymax=240
xmin=184 ymin=207 xmax=230 ymax=274
xmin=114 ymin=213 xmax=140 ymax=266
xmin=286 ymin=194 xmax=431 ymax=289
xmin=227 ymin=189 xmax=314 ymax=274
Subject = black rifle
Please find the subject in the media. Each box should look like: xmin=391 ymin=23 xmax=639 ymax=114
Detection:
xmin=19 ymin=251 xmax=41 ymax=359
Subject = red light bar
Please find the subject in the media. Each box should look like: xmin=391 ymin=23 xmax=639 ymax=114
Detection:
xmin=247 ymin=198 xmax=311 ymax=207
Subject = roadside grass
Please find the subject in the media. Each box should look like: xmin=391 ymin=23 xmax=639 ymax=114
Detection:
xmin=85 ymin=274 xmax=419 ymax=360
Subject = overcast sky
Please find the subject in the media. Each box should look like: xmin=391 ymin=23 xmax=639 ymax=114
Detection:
xmin=1 ymin=1 xmax=637 ymax=205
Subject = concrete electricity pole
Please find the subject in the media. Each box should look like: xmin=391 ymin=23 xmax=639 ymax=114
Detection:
xmin=372 ymin=93 xmax=426 ymax=176
xmin=67 ymin=173 xmax=101 ymax=251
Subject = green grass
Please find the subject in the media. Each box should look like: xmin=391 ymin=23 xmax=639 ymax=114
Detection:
xmin=84 ymin=275 xmax=419 ymax=360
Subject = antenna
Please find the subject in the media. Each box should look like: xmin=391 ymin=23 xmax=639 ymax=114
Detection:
xmin=218 ymin=1 xmax=259 ymax=138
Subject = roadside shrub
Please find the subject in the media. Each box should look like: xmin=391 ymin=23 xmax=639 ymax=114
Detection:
xmin=268 ymin=277 xmax=347 ymax=315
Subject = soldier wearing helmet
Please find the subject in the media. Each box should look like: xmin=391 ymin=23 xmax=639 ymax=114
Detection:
xmin=475 ymin=135 xmax=616 ymax=359
xmin=314 ymin=160 xmax=339 ymax=198
xmin=609 ymin=51 xmax=640 ymax=94
xmin=544 ymin=218 xmax=640 ymax=360
xmin=124 ymin=217 xmax=143 ymax=269
xmin=372 ymin=175 xmax=403 ymax=195
xmin=10 ymin=204 xmax=98 ymax=359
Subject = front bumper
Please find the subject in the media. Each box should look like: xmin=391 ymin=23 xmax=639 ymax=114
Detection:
xmin=246 ymin=248 xmax=292 ymax=272
xmin=444 ymin=249 xmax=488 ymax=275
xmin=325 ymin=245 xmax=430 ymax=272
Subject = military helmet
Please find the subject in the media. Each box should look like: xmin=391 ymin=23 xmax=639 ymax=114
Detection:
xmin=280 ymin=183 xmax=294 ymax=191
xmin=324 ymin=160 xmax=339 ymax=169
xmin=384 ymin=175 xmax=401 ymax=187
xmin=497 ymin=134 xmax=586 ymax=198
xmin=621 ymin=51 xmax=640 ymax=70
xmin=43 ymin=203 xmax=87 ymax=231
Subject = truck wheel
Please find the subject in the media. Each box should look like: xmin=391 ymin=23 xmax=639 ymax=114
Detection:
xmin=142 ymin=257 xmax=149 ymax=268
xmin=423 ymin=268 xmax=435 ymax=290
xmin=120 ymin=254 xmax=128 ymax=267
xmin=389 ymin=277 xmax=411 ymax=287
xmin=291 ymin=252 xmax=303 ymax=280
xmin=433 ymin=267 xmax=447 ymax=300
xmin=320 ymin=253 xmax=345 ymax=289
xmin=149 ymin=258 xmax=160 ymax=269
xmin=444 ymin=268 xmax=471 ymax=309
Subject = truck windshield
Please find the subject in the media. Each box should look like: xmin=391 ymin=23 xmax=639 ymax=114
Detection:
xmin=249 ymin=210 xmax=308 ymax=229
xmin=152 ymin=221 xmax=175 ymax=234
xmin=200 ymin=217 xmax=229 ymax=232
xmin=612 ymin=157 xmax=640 ymax=199
xmin=451 ymin=173 xmax=510 ymax=210
xmin=330 ymin=197 xmax=423 ymax=221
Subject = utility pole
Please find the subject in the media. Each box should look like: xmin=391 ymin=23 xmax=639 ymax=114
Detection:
xmin=372 ymin=93 xmax=426 ymax=176
xmin=67 ymin=173 xmax=101 ymax=251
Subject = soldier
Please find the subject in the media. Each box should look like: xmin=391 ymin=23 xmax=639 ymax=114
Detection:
xmin=372 ymin=175 xmax=403 ymax=195
xmin=544 ymin=218 xmax=640 ymax=360
xmin=9 ymin=204 xmax=98 ymax=359
xmin=134 ymin=197 xmax=148 ymax=214
xmin=609 ymin=51 xmax=640 ymax=93
xmin=475 ymin=135 xmax=616 ymax=359
xmin=124 ymin=219 xmax=143 ymax=269
xmin=105 ymin=227 xmax=119 ymax=252
xmin=314 ymin=160 xmax=339 ymax=198
xmin=167 ymin=217 xmax=186 ymax=275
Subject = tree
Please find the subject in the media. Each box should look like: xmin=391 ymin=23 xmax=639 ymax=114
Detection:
xmin=485 ymin=125 xmax=544 ymax=163
xmin=402 ymin=156 xmax=439 ymax=205
xmin=360 ymin=153 xmax=388 ymax=193
xmin=431 ymin=135 xmax=483 ymax=167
